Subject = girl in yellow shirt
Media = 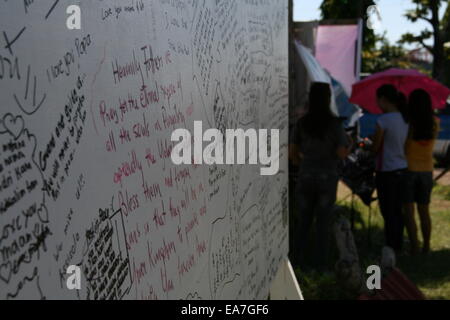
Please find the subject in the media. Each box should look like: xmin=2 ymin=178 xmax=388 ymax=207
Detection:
xmin=404 ymin=89 xmax=440 ymax=255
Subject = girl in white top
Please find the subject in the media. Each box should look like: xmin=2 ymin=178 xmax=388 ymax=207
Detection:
xmin=371 ymin=84 xmax=409 ymax=253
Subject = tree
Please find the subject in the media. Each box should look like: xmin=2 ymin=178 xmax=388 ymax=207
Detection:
xmin=320 ymin=0 xmax=377 ymax=51
xmin=320 ymin=0 xmax=379 ymax=74
xmin=443 ymin=4 xmax=450 ymax=85
xmin=363 ymin=34 xmax=419 ymax=74
xmin=400 ymin=0 xmax=449 ymax=83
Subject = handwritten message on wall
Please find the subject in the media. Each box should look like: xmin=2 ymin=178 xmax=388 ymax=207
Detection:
xmin=0 ymin=0 xmax=288 ymax=300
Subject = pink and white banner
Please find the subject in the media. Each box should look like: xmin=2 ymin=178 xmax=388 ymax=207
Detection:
xmin=315 ymin=24 xmax=362 ymax=95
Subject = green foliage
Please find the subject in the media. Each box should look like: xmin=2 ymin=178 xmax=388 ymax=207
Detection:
xmin=400 ymin=30 xmax=433 ymax=50
xmin=320 ymin=0 xmax=376 ymax=50
xmin=294 ymin=269 xmax=357 ymax=300
xmin=318 ymin=0 xmax=434 ymax=75
xmin=434 ymin=184 xmax=450 ymax=201
xmin=362 ymin=33 xmax=430 ymax=74
xmin=320 ymin=0 xmax=372 ymax=19
xmin=400 ymin=1 xmax=436 ymax=53
xmin=404 ymin=0 xmax=432 ymax=23
xmin=319 ymin=0 xmax=449 ymax=82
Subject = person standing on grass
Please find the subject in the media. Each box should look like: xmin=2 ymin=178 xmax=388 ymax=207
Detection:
xmin=371 ymin=84 xmax=409 ymax=253
xmin=404 ymin=89 xmax=440 ymax=255
xmin=290 ymin=82 xmax=352 ymax=271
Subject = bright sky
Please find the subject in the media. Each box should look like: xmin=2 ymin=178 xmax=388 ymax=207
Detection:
xmin=293 ymin=0 xmax=446 ymax=48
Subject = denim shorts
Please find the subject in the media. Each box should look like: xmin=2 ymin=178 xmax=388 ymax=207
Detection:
xmin=403 ymin=171 xmax=434 ymax=204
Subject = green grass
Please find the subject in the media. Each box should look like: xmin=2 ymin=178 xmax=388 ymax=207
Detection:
xmin=293 ymin=183 xmax=450 ymax=300
xmin=294 ymin=269 xmax=355 ymax=300
xmin=399 ymin=184 xmax=450 ymax=299
xmin=434 ymin=184 xmax=450 ymax=201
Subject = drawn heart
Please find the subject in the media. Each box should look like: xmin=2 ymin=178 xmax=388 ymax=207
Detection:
xmin=0 ymin=262 xmax=12 ymax=284
xmin=37 ymin=204 xmax=49 ymax=223
xmin=2 ymin=113 xmax=24 ymax=139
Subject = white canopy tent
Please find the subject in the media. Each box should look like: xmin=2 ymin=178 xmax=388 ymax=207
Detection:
xmin=294 ymin=40 xmax=339 ymax=116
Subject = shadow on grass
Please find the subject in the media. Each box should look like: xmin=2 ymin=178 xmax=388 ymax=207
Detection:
xmin=290 ymin=202 xmax=383 ymax=300
xmin=337 ymin=201 xmax=450 ymax=300
xmin=397 ymin=249 xmax=450 ymax=291
xmin=334 ymin=202 xmax=386 ymax=264
xmin=294 ymin=268 xmax=356 ymax=300
xmin=291 ymin=200 xmax=450 ymax=299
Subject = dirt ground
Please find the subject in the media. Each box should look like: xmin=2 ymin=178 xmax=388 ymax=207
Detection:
xmin=338 ymin=169 xmax=450 ymax=200
xmin=435 ymin=169 xmax=450 ymax=186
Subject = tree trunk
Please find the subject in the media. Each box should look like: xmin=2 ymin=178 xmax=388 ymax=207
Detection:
xmin=431 ymin=0 xmax=445 ymax=82
xmin=444 ymin=3 xmax=450 ymax=41
xmin=433 ymin=43 xmax=445 ymax=82
xmin=443 ymin=3 xmax=450 ymax=86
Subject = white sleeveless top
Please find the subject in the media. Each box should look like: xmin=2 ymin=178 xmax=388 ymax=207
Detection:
xmin=376 ymin=112 xmax=409 ymax=172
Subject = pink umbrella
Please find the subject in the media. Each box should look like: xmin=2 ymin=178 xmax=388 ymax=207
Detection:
xmin=349 ymin=68 xmax=450 ymax=114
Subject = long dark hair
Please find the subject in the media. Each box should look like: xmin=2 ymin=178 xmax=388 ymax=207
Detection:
xmin=376 ymin=84 xmax=409 ymax=122
xmin=301 ymin=82 xmax=337 ymax=139
xmin=408 ymin=89 xmax=436 ymax=140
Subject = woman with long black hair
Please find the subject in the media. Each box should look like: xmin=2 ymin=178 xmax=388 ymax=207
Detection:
xmin=371 ymin=84 xmax=409 ymax=253
xmin=404 ymin=89 xmax=440 ymax=255
xmin=290 ymin=82 xmax=351 ymax=270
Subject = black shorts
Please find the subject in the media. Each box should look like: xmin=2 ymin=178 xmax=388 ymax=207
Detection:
xmin=403 ymin=171 xmax=434 ymax=204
